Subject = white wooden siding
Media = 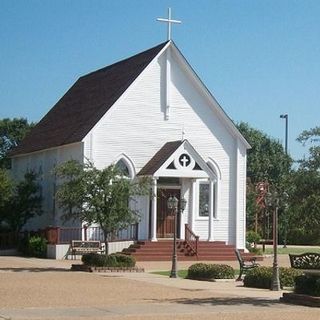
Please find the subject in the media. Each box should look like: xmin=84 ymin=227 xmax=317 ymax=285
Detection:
xmin=11 ymin=143 xmax=83 ymax=230
xmin=83 ymin=48 xmax=244 ymax=245
xmin=12 ymin=43 xmax=247 ymax=244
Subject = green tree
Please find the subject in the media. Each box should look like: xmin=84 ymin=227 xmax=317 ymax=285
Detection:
xmin=297 ymin=126 xmax=320 ymax=171
xmin=287 ymin=126 xmax=320 ymax=244
xmin=55 ymin=160 xmax=150 ymax=253
xmin=0 ymin=118 xmax=35 ymax=168
xmin=236 ymin=122 xmax=292 ymax=239
xmin=0 ymin=169 xmax=14 ymax=230
xmin=237 ymin=122 xmax=292 ymax=185
xmin=2 ymin=171 xmax=43 ymax=232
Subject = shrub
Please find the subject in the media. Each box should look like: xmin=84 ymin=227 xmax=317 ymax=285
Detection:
xmin=81 ymin=253 xmax=108 ymax=267
xmin=246 ymin=231 xmax=261 ymax=244
xmin=243 ymin=266 xmax=272 ymax=289
xmin=82 ymin=253 xmax=136 ymax=268
xmin=243 ymin=266 xmax=303 ymax=289
xmin=280 ymin=267 xmax=303 ymax=287
xmin=294 ymin=275 xmax=320 ymax=297
xmin=187 ymin=263 xmax=235 ymax=280
xmin=109 ymin=253 xmax=136 ymax=267
xmin=20 ymin=235 xmax=47 ymax=258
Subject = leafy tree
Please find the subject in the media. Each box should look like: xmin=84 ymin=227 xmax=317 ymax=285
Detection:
xmin=1 ymin=171 xmax=43 ymax=232
xmin=0 ymin=169 xmax=13 ymax=208
xmin=287 ymin=126 xmax=320 ymax=244
xmin=297 ymin=126 xmax=320 ymax=171
xmin=237 ymin=122 xmax=292 ymax=185
xmin=55 ymin=160 xmax=150 ymax=253
xmin=0 ymin=118 xmax=35 ymax=168
xmin=0 ymin=169 xmax=14 ymax=229
xmin=237 ymin=122 xmax=292 ymax=239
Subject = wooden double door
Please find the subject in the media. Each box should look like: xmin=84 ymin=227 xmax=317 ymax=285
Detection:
xmin=156 ymin=188 xmax=181 ymax=238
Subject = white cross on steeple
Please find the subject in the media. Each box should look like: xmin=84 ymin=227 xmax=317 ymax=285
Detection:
xmin=157 ymin=8 xmax=181 ymax=40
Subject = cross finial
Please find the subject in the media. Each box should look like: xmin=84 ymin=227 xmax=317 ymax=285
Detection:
xmin=157 ymin=8 xmax=181 ymax=40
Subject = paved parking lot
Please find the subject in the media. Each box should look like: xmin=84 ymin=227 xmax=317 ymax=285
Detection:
xmin=0 ymin=256 xmax=318 ymax=320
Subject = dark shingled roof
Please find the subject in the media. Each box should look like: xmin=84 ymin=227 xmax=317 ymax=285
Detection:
xmin=138 ymin=140 xmax=183 ymax=176
xmin=10 ymin=41 xmax=169 ymax=156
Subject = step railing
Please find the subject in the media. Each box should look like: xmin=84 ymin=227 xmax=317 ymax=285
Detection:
xmin=184 ymin=224 xmax=199 ymax=256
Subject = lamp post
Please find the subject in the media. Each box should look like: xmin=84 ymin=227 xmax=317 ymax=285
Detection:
xmin=167 ymin=195 xmax=187 ymax=278
xmin=280 ymin=114 xmax=288 ymax=155
xmin=280 ymin=114 xmax=289 ymax=248
xmin=266 ymin=191 xmax=281 ymax=291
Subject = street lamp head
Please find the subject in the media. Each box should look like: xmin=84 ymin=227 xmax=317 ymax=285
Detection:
xmin=167 ymin=195 xmax=179 ymax=210
xmin=280 ymin=114 xmax=288 ymax=119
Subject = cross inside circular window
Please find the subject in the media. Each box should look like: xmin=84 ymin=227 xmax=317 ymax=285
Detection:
xmin=179 ymin=153 xmax=191 ymax=167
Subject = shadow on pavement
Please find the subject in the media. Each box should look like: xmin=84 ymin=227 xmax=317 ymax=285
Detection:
xmin=0 ymin=267 xmax=70 ymax=272
xmin=155 ymin=296 xmax=282 ymax=307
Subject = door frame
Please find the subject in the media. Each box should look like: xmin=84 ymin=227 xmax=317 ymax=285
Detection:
xmin=156 ymin=186 xmax=181 ymax=239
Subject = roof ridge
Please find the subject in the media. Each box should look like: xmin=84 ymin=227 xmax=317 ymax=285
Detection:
xmin=10 ymin=40 xmax=170 ymax=157
xmin=80 ymin=41 xmax=169 ymax=79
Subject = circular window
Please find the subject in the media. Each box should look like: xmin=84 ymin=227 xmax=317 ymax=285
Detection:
xmin=178 ymin=154 xmax=191 ymax=167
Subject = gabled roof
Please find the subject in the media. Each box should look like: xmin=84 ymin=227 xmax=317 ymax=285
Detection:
xmin=138 ymin=140 xmax=183 ymax=176
xmin=138 ymin=139 xmax=215 ymax=179
xmin=10 ymin=41 xmax=169 ymax=157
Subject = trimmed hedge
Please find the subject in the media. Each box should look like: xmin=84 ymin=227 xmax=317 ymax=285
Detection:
xmin=18 ymin=235 xmax=47 ymax=258
xmin=81 ymin=253 xmax=136 ymax=268
xmin=187 ymin=263 xmax=235 ymax=280
xmin=243 ymin=266 xmax=303 ymax=289
xmin=295 ymin=274 xmax=320 ymax=297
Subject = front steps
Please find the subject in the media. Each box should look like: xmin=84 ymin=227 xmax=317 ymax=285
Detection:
xmin=122 ymin=240 xmax=259 ymax=261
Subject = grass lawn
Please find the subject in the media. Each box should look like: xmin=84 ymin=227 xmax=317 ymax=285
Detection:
xmin=264 ymin=246 xmax=320 ymax=255
xmin=151 ymin=270 xmax=188 ymax=278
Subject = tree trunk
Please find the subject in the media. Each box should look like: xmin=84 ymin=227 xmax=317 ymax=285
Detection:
xmin=102 ymin=229 xmax=109 ymax=255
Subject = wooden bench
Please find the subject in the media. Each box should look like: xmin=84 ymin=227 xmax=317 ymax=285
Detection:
xmin=289 ymin=252 xmax=320 ymax=271
xmin=235 ymin=249 xmax=260 ymax=281
xmin=70 ymin=240 xmax=103 ymax=259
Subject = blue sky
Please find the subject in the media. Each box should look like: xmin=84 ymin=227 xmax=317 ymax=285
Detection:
xmin=1 ymin=1 xmax=319 ymax=161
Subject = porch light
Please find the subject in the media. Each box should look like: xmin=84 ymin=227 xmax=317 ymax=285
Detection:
xmin=167 ymin=195 xmax=179 ymax=210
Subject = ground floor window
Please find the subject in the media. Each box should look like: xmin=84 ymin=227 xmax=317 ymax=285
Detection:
xmin=198 ymin=180 xmax=217 ymax=218
xmin=199 ymin=182 xmax=210 ymax=217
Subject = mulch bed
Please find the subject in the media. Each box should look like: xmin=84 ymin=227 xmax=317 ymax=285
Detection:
xmin=71 ymin=264 xmax=144 ymax=273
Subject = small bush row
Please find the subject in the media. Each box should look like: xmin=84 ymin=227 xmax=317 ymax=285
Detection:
xmin=295 ymin=275 xmax=320 ymax=297
xmin=243 ymin=266 xmax=303 ymax=289
xmin=187 ymin=263 xmax=235 ymax=280
xmin=81 ymin=253 xmax=136 ymax=268
xmin=18 ymin=235 xmax=47 ymax=258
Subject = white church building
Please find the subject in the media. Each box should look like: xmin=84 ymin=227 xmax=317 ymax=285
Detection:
xmin=10 ymin=40 xmax=250 ymax=251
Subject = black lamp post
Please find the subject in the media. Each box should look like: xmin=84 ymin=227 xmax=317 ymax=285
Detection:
xmin=167 ymin=195 xmax=187 ymax=278
xmin=266 ymin=191 xmax=281 ymax=291
xmin=280 ymin=114 xmax=289 ymax=248
xmin=280 ymin=114 xmax=288 ymax=155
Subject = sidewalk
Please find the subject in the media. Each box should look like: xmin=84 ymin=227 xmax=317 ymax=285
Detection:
xmin=0 ymin=256 xmax=318 ymax=320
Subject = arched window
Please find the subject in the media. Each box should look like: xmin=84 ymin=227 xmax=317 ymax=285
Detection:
xmin=115 ymin=159 xmax=130 ymax=177
xmin=114 ymin=155 xmax=135 ymax=179
xmin=206 ymin=158 xmax=221 ymax=219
